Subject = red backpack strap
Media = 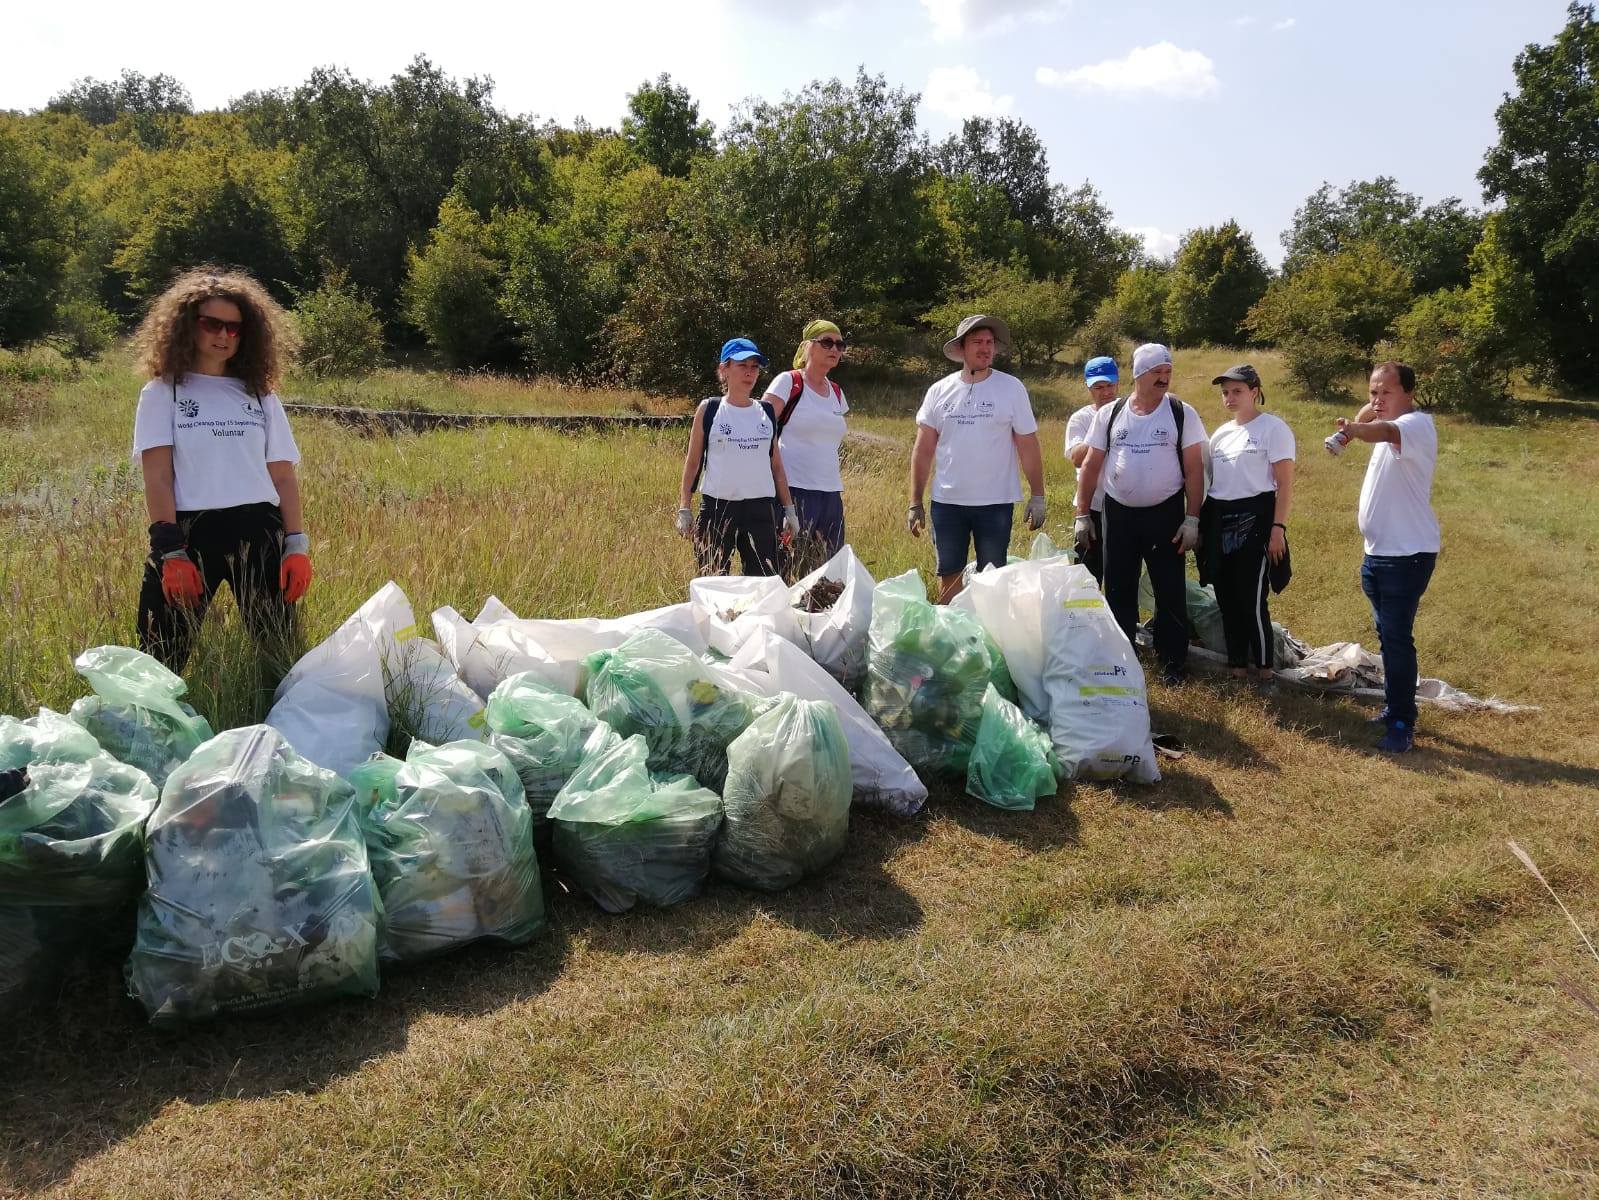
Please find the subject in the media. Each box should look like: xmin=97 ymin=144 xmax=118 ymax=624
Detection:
xmin=829 ymin=380 xmax=843 ymax=403
xmin=776 ymin=371 xmax=806 ymax=435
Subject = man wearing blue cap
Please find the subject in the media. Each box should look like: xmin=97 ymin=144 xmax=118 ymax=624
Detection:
xmin=1066 ymin=355 xmax=1120 ymax=582
xmin=1073 ymin=342 xmax=1207 ymax=684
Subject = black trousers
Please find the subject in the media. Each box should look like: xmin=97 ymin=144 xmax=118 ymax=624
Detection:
xmin=1205 ymin=493 xmax=1275 ymax=669
xmin=1102 ymin=491 xmax=1188 ymax=674
xmin=138 ymin=502 xmax=295 ymax=671
xmin=695 ymin=495 xmax=781 ymax=577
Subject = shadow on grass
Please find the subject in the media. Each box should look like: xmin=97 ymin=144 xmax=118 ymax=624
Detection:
xmin=0 ymin=925 xmax=574 ymax=1195
xmin=1390 ymin=729 xmax=1599 ymax=789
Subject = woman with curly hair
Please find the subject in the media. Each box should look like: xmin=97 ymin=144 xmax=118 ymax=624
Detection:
xmin=130 ymin=266 xmax=312 ymax=670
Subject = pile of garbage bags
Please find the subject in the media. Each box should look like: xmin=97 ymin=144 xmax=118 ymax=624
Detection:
xmin=4 ymin=538 xmax=1217 ymax=1027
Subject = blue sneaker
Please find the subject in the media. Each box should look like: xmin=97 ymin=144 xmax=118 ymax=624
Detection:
xmin=1376 ymin=722 xmax=1414 ymax=753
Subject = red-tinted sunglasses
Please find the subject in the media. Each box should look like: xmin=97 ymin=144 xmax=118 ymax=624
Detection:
xmin=196 ymin=315 xmax=244 ymax=338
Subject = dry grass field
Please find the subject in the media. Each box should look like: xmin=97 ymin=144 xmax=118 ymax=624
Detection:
xmin=1 ymin=345 xmax=1596 ymax=1198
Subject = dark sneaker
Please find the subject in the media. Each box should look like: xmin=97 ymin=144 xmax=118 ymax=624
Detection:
xmin=1376 ymin=722 xmax=1414 ymax=753
xmin=1160 ymin=666 xmax=1187 ymax=687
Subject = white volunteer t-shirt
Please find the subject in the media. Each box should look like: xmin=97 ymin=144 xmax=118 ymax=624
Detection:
xmin=1065 ymin=401 xmax=1109 ymax=512
xmin=915 ymin=369 xmax=1039 ymax=505
xmin=762 ymin=371 xmax=848 ymax=493
xmin=700 ymin=397 xmax=777 ymax=501
xmin=1088 ymin=395 xmax=1206 ymax=508
xmin=131 ymin=374 xmax=300 ymax=511
xmin=1358 ymin=410 xmax=1440 ymax=556
xmin=1208 ymin=411 xmax=1296 ymax=500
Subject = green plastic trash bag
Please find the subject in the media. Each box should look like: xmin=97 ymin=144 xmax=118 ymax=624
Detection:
xmin=484 ymin=670 xmax=598 ymax=851
xmin=68 ymin=646 xmax=214 ymax=789
xmin=0 ymin=707 xmax=102 ymax=769
xmin=863 ymin=570 xmax=1005 ymax=775
xmin=350 ymin=740 xmax=544 ymax=963
xmin=583 ymin=628 xmax=758 ymax=792
xmin=715 ymin=694 xmax=851 ymax=891
xmin=127 ymin=725 xmax=382 ymax=1027
xmin=966 ymin=685 xmax=1062 ymax=812
xmin=1137 ymin=574 xmax=1228 ymax=655
xmin=549 ymin=725 xmax=723 ymax=913
xmin=0 ymin=742 xmax=157 ymax=1013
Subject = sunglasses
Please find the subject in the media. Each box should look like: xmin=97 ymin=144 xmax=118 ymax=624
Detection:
xmin=813 ymin=337 xmax=847 ymax=351
xmin=196 ymin=315 xmax=244 ymax=338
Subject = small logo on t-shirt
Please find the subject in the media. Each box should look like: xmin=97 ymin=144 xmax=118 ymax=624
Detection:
xmin=241 ymin=396 xmax=263 ymax=417
xmin=178 ymin=396 xmax=200 ymax=419
xmin=1114 ymin=427 xmax=1129 ymax=442
xmin=718 ymin=421 xmax=733 ymax=436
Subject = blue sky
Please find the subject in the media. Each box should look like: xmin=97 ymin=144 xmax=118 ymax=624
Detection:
xmin=6 ymin=0 xmax=1572 ymax=264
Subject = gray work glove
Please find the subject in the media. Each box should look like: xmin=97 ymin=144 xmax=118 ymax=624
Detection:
xmin=782 ymin=505 xmax=801 ymax=538
xmin=1324 ymin=431 xmax=1349 ymax=456
xmin=906 ymin=502 xmax=926 ymax=537
xmin=1024 ymin=494 xmax=1047 ymax=531
xmin=1173 ymin=514 xmax=1200 ymax=554
xmin=675 ymin=507 xmax=694 ymax=538
xmin=1073 ymin=513 xmax=1096 ymax=548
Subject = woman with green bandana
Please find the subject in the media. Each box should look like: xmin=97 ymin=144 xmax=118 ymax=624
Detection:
xmin=761 ymin=318 xmax=851 ymax=563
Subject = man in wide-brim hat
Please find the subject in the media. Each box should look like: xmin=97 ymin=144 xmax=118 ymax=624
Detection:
xmin=908 ymin=314 xmax=1047 ymax=602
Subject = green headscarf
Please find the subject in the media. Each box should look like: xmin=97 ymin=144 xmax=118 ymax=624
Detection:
xmin=793 ymin=319 xmax=842 ymax=369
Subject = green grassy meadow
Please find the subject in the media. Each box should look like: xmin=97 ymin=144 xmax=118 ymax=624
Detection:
xmin=1 ymin=347 xmax=1597 ymax=1198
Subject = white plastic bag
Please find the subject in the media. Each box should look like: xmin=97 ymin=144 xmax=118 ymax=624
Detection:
xmin=1041 ymin=570 xmax=1159 ymax=783
xmin=268 ymin=607 xmax=388 ymax=780
xmin=788 ymin=544 xmax=874 ymax=690
xmin=433 ymin=605 xmax=563 ymax=700
xmin=689 ymin=575 xmax=799 ymax=659
xmin=463 ymin=601 xmax=709 ymax=696
xmin=342 ymin=583 xmax=485 ymax=745
xmin=730 ymin=629 xmax=927 ymax=816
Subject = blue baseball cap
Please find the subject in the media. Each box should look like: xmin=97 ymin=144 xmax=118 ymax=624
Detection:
xmin=719 ymin=337 xmax=767 ymax=365
xmin=1084 ymin=356 xmax=1119 ymax=386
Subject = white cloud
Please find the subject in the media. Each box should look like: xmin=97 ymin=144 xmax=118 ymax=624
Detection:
xmin=1036 ymin=42 xmax=1219 ymax=98
xmin=921 ymin=0 xmax=1070 ymax=43
xmin=1233 ymin=15 xmax=1256 ymax=27
xmin=1272 ymin=17 xmax=1296 ymax=31
xmin=811 ymin=4 xmax=846 ymax=29
xmin=923 ymin=65 xmax=1014 ymax=120
xmin=1125 ymin=226 xmax=1182 ymax=259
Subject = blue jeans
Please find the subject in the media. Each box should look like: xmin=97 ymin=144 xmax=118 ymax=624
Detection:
xmin=789 ymin=487 xmax=845 ymax=557
xmin=1360 ymin=552 xmax=1436 ymax=729
xmin=930 ymin=501 xmax=1012 ymax=578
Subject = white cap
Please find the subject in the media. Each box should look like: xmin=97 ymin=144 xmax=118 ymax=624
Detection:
xmin=1132 ymin=343 xmax=1173 ymax=378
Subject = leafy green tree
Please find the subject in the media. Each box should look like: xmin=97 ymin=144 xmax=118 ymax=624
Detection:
xmin=935 ymin=117 xmax=1053 ymax=233
xmin=46 ymin=71 xmax=192 ymax=125
xmin=1046 ymin=182 xmax=1140 ymax=317
xmin=1479 ymin=1 xmax=1599 ymax=389
xmin=107 ymin=145 xmax=298 ymax=301
xmin=711 ymin=71 xmax=939 ymax=322
xmin=1281 ymin=177 xmax=1482 ymax=293
xmin=925 ymin=260 xmax=1080 ymax=368
xmin=1385 ymin=288 xmax=1508 ymax=419
xmin=0 ymin=126 xmax=70 ymax=345
xmin=403 ymin=196 xmax=505 ymax=368
xmin=1164 ymin=221 xmax=1270 ymax=346
xmin=1246 ymin=246 xmax=1412 ymax=399
xmin=280 ymin=57 xmax=544 ymax=313
xmin=605 ymin=186 xmax=833 ymax=394
xmin=622 ymin=75 xmax=713 ymax=178
xmin=1081 ymin=263 xmax=1172 ymax=353
xmin=294 ymin=269 xmax=385 ymax=378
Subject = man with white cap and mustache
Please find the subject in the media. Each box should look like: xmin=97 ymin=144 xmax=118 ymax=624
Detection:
xmin=1073 ymin=342 xmax=1207 ymax=684
xmin=908 ymin=313 xmax=1047 ymax=602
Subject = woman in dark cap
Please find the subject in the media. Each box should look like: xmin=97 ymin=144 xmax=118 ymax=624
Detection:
xmin=1201 ymin=364 xmax=1295 ymax=683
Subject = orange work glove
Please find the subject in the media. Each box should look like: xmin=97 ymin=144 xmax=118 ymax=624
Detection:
xmin=160 ymin=556 xmax=205 ymax=607
xmin=280 ymin=532 xmax=313 ymax=603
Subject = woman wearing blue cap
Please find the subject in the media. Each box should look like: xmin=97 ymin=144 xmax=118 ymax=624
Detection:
xmin=676 ymin=337 xmax=801 ymax=576
xmin=1065 ymin=355 xmax=1120 ymax=582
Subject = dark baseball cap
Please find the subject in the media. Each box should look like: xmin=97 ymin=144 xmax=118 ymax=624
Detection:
xmin=1212 ymin=363 xmax=1266 ymax=404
